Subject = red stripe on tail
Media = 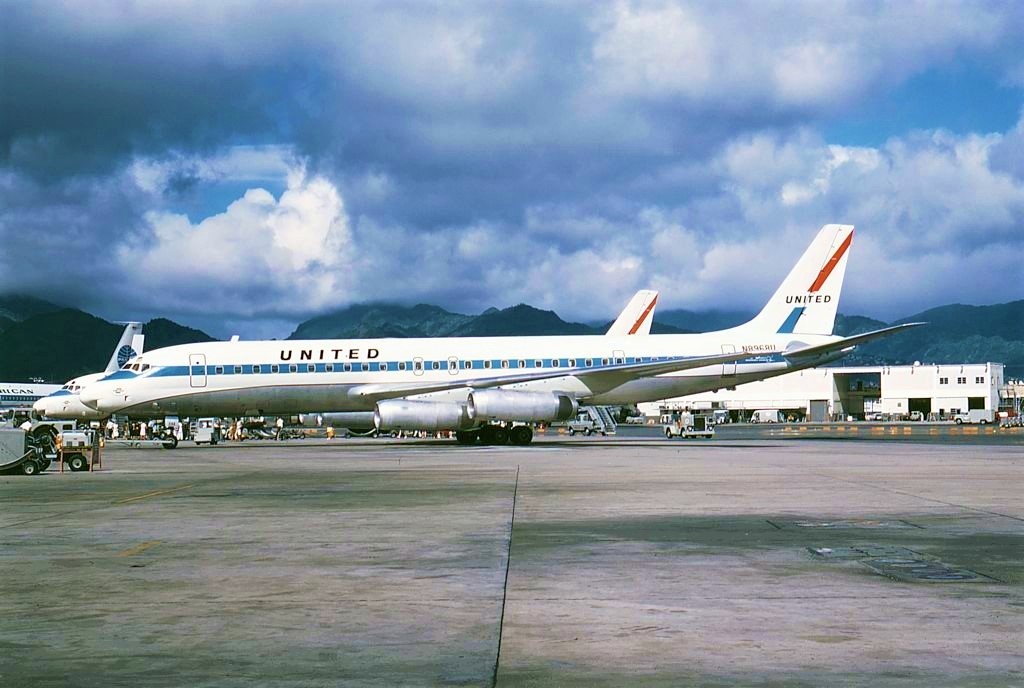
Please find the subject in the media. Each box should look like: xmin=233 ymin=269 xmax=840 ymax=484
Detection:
xmin=628 ymin=295 xmax=658 ymax=334
xmin=808 ymin=230 xmax=853 ymax=292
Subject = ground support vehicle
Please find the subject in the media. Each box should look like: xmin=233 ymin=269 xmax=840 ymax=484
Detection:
xmin=56 ymin=429 xmax=100 ymax=472
xmin=952 ymin=409 xmax=995 ymax=425
xmin=566 ymin=406 xmax=617 ymax=436
xmin=191 ymin=419 xmax=222 ymax=445
xmin=0 ymin=427 xmax=49 ymax=475
xmin=663 ymin=412 xmax=715 ymax=439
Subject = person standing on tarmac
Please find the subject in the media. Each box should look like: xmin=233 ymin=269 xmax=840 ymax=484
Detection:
xmin=276 ymin=416 xmax=284 ymax=440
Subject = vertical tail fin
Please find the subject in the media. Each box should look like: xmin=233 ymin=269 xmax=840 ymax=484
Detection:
xmin=607 ymin=290 xmax=659 ymax=336
xmin=104 ymin=322 xmax=144 ymax=373
xmin=739 ymin=224 xmax=853 ymax=336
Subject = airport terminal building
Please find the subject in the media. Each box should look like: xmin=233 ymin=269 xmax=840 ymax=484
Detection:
xmin=638 ymin=362 xmax=1005 ymax=422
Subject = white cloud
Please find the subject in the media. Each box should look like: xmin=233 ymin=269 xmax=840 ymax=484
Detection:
xmin=117 ymin=167 xmax=352 ymax=314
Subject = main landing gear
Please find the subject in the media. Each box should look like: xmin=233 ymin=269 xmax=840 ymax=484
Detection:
xmin=455 ymin=424 xmax=534 ymax=446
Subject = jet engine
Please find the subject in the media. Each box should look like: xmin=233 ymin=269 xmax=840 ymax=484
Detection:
xmin=467 ymin=390 xmax=578 ymax=422
xmin=374 ymin=400 xmax=474 ymax=432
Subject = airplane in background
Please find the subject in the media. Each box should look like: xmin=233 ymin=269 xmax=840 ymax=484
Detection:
xmin=79 ymin=224 xmax=922 ymax=445
xmin=33 ymin=323 xmax=144 ymax=420
xmin=605 ymin=289 xmax=658 ymax=336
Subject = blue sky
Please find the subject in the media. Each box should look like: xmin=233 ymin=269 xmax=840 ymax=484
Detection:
xmin=2 ymin=1 xmax=1023 ymax=339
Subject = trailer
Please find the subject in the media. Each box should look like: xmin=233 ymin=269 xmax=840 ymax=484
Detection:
xmin=663 ymin=412 xmax=715 ymax=439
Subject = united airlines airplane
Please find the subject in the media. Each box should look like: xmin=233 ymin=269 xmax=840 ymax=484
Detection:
xmin=80 ymin=225 xmax=921 ymax=445
xmin=33 ymin=323 xmax=143 ymax=420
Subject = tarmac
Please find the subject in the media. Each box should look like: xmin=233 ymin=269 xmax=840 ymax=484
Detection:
xmin=1 ymin=429 xmax=1022 ymax=687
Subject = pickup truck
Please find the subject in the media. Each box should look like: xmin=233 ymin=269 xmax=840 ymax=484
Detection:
xmin=566 ymin=418 xmax=606 ymax=436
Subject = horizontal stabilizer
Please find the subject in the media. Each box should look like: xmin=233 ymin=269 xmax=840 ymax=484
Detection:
xmin=783 ymin=323 xmax=926 ymax=362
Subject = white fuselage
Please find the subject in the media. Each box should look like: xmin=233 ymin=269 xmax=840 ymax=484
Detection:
xmin=80 ymin=328 xmax=842 ymax=418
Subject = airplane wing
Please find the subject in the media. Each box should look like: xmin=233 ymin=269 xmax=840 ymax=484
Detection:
xmin=782 ymin=323 xmax=926 ymax=362
xmin=346 ymin=350 xmax=748 ymax=403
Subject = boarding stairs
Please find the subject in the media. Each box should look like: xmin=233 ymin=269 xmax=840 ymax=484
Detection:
xmin=581 ymin=405 xmax=617 ymax=435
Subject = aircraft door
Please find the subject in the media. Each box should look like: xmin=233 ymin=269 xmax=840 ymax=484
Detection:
xmin=189 ymin=354 xmax=208 ymax=388
xmin=721 ymin=345 xmax=737 ymax=376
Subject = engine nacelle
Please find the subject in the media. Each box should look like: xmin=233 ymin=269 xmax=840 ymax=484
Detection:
xmin=374 ymin=400 xmax=474 ymax=432
xmin=468 ymin=390 xmax=578 ymax=423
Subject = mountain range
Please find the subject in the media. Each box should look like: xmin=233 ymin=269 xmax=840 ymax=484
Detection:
xmin=1 ymin=294 xmax=1021 ymax=382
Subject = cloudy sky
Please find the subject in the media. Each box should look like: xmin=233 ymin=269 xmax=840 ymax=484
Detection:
xmin=2 ymin=1 xmax=1023 ymax=338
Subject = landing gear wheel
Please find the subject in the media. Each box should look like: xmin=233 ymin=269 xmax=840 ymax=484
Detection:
xmin=161 ymin=434 xmax=178 ymax=450
xmin=455 ymin=431 xmax=478 ymax=445
xmin=509 ymin=425 xmax=533 ymax=446
xmin=491 ymin=427 xmax=510 ymax=445
xmin=67 ymin=454 xmax=87 ymax=472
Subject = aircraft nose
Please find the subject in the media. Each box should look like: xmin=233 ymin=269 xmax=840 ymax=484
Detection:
xmin=79 ymin=389 xmax=101 ymax=410
xmin=33 ymin=398 xmax=51 ymax=415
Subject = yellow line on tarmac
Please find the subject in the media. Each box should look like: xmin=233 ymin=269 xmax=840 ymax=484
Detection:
xmin=115 ymin=484 xmax=196 ymax=505
xmin=116 ymin=540 xmax=162 ymax=557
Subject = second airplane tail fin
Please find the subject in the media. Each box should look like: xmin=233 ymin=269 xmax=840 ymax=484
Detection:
xmin=738 ymin=224 xmax=853 ymax=336
xmin=607 ymin=290 xmax=659 ymax=336
xmin=104 ymin=322 xmax=144 ymax=373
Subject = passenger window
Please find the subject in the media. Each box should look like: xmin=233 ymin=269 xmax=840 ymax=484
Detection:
xmin=449 ymin=360 xmax=458 ymax=370
xmin=234 ymin=366 xmax=242 ymax=374
xmin=484 ymin=360 xmax=492 ymax=369
xmin=466 ymin=361 xmax=473 ymax=369
xmin=602 ymin=358 xmax=609 ymax=365
xmin=518 ymin=359 xmax=525 ymax=368
xmin=414 ymin=361 xmax=423 ymax=371
xmin=307 ymin=364 xmax=315 ymax=373
xmin=254 ymin=365 xmax=262 ymax=374
xmin=361 ymin=363 xmax=369 ymax=371
xmin=343 ymin=363 xmax=352 ymax=372
xmin=585 ymin=359 xmax=593 ymax=367
xmin=501 ymin=360 xmax=509 ymax=369
xmin=325 ymin=364 xmax=333 ymax=372
xmin=616 ymin=358 xmax=624 ymax=364
xmin=432 ymin=361 xmax=440 ymax=370
xmin=552 ymin=359 xmax=560 ymax=367
xmin=568 ymin=359 xmax=575 ymax=367
xmin=399 ymin=362 xmax=407 ymax=371
xmin=215 ymin=366 xmax=224 ymax=375
xmin=289 ymin=364 xmax=297 ymax=373
xmin=379 ymin=362 xmax=387 ymax=371
xmin=271 ymin=364 xmax=279 ymax=373
xmin=534 ymin=359 xmax=542 ymax=368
